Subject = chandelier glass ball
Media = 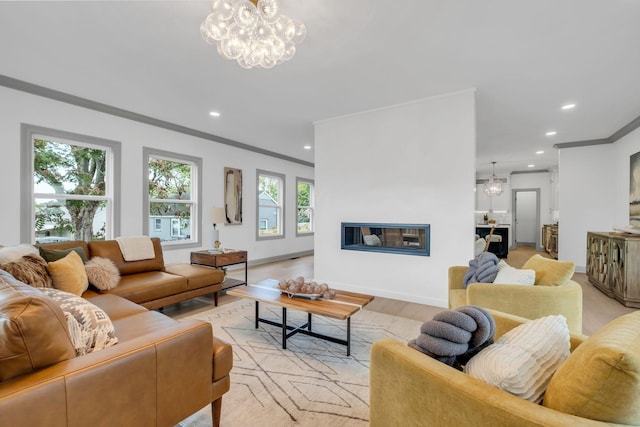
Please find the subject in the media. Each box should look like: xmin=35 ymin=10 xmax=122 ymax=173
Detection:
xmin=201 ymin=0 xmax=306 ymax=69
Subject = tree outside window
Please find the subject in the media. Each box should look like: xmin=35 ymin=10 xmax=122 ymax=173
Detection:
xmin=147 ymin=153 xmax=197 ymax=242
xmin=296 ymin=178 xmax=314 ymax=235
xmin=25 ymin=128 xmax=118 ymax=243
xmin=257 ymin=170 xmax=285 ymax=239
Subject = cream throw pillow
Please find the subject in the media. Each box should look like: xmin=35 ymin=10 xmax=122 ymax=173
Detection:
xmin=363 ymin=235 xmax=382 ymax=246
xmin=46 ymin=251 xmax=89 ymax=296
xmin=464 ymin=315 xmax=570 ymax=403
xmin=496 ymin=259 xmax=510 ymax=271
xmin=522 ymin=254 xmax=575 ymax=286
xmin=543 ymin=311 xmax=640 ymax=424
xmin=493 ymin=264 xmax=535 ymax=285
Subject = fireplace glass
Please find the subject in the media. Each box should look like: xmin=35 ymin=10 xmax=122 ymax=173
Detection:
xmin=341 ymin=222 xmax=430 ymax=256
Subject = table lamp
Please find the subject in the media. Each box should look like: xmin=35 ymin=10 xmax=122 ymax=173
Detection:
xmin=209 ymin=207 xmax=226 ymax=251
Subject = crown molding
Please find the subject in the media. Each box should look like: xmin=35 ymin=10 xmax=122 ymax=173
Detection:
xmin=554 ymin=113 xmax=640 ymax=150
xmin=0 ymin=74 xmax=314 ymax=168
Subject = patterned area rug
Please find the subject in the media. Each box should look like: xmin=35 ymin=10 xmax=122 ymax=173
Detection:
xmin=177 ymin=298 xmax=422 ymax=427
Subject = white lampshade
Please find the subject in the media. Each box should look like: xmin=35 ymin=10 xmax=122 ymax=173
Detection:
xmin=210 ymin=207 xmax=226 ymax=226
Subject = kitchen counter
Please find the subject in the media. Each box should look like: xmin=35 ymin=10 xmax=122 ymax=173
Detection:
xmin=475 ymin=226 xmax=509 ymax=258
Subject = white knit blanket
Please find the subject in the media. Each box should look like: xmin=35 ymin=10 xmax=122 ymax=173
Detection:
xmin=115 ymin=236 xmax=155 ymax=261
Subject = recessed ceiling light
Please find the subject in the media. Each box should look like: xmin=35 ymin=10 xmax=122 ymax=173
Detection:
xmin=561 ymin=103 xmax=576 ymax=110
xmin=528 ymin=164 xmax=535 ymax=168
xmin=209 ymin=111 xmax=220 ymax=117
xmin=536 ymin=150 xmax=544 ymax=155
xmin=545 ymin=131 xmax=557 ymax=136
xmin=303 ymin=145 xmax=312 ymax=150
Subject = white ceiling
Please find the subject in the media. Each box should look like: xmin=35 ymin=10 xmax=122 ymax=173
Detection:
xmin=1 ymin=0 xmax=639 ymax=177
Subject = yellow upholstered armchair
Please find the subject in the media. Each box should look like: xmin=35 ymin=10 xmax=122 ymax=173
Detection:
xmin=371 ymin=310 xmax=640 ymax=427
xmin=448 ymin=255 xmax=583 ymax=333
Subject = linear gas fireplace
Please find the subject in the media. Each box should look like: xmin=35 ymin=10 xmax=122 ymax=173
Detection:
xmin=341 ymin=222 xmax=430 ymax=256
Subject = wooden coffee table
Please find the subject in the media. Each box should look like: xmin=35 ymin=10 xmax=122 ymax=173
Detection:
xmin=227 ymin=280 xmax=374 ymax=356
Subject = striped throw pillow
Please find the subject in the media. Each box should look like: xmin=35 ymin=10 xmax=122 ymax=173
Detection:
xmin=464 ymin=314 xmax=570 ymax=402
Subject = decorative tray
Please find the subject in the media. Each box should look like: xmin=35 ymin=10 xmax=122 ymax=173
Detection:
xmin=276 ymin=286 xmax=323 ymax=300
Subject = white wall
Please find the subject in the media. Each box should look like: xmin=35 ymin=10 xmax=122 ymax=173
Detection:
xmin=558 ymin=128 xmax=640 ymax=271
xmin=313 ymin=90 xmax=476 ymax=308
xmin=0 ymin=86 xmax=314 ymax=264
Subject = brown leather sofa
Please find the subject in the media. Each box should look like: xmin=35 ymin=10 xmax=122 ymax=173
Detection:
xmin=0 ymin=269 xmax=232 ymax=427
xmin=39 ymin=238 xmax=225 ymax=309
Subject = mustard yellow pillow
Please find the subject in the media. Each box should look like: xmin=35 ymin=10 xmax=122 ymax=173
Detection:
xmin=46 ymin=251 xmax=89 ymax=296
xmin=521 ymin=254 xmax=574 ymax=286
xmin=543 ymin=311 xmax=640 ymax=424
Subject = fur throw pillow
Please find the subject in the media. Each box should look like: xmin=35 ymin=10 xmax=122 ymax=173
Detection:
xmin=85 ymin=257 xmax=120 ymax=290
xmin=0 ymin=244 xmax=39 ymax=264
xmin=0 ymin=254 xmax=52 ymax=288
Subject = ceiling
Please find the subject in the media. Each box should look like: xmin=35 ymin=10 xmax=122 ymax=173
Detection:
xmin=1 ymin=0 xmax=639 ymax=177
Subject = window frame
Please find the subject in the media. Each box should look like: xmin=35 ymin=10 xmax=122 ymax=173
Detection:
xmin=143 ymin=147 xmax=202 ymax=250
xmin=256 ymin=169 xmax=285 ymax=240
xmin=20 ymin=123 xmax=121 ymax=243
xmin=295 ymin=177 xmax=314 ymax=237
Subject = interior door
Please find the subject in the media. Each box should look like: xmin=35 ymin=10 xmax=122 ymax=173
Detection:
xmin=515 ymin=190 xmax=537 ymax=245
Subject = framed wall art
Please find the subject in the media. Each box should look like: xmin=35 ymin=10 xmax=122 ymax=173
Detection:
xmin=224 ymin=167 xmax=243 ymax=224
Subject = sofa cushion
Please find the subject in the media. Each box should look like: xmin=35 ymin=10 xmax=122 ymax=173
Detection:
xmin=521 ymin=254 xmax=575 ymax=286
xmin=85 ymin=256 xmax=120 ymax=290
xmin=40 ymin=288 xmax=118 ymax=356
xmin=88 ymin=239 xmax=165 ymax=275
xmin=85 ymin=293 xmax=148 ymax=321
xmin=0 ymin=270 xmax=75 ymax=381
xmin=0 ymin=254 xmax=52 ymax=288
xmin=543 ymin=311 xmax=640 ymax=424
xmin=102 ymin=271 xmax=187 ymax=304
xmin=110 ymin=310 xmax=180 ymax=342
xmin=164 ymin=263 xmax=224 ymax=290
xmin=47 ymin=251 xmax=89 ymax=296
xmin=464 ymin=314 xmax=570 ymax=403
xmin=39 ymin=246 xmax=89 ymax=264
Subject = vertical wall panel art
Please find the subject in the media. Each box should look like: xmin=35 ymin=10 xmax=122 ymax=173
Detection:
xmin=224 ymin=167 xmax=243 ymax=224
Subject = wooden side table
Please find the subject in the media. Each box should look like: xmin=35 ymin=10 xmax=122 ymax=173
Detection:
xmin=190 ymin=250 xmax=248 ymax=291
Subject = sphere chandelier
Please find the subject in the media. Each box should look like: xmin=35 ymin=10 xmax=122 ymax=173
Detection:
xmin=200 ymin=0 xmax=307 ymax=69
xmin=483 ymin=162 xmax=504 ymax=197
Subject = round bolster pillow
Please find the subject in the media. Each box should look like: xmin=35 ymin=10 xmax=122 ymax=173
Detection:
xmin=408 ymin=305 xmax=496 ymax=368
xmin=421 ymin=320 xmax=472 ymax=344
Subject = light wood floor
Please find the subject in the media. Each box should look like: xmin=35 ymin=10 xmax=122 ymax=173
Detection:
xmin=164 ymin=247 xmax=637 ymax=335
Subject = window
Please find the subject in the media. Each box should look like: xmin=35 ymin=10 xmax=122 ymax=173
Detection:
xmin=170 ymin=218 xmax=181 ymax=237
xmin=296 ymin=178 xmax=314 ymax=236
xmin=21 ymin=124 xmax=121 ymax=243
xmin=257 ymin=170 xmax=285 ymax=239
xmin=143 ymin=148 xmax=201 ymax=248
